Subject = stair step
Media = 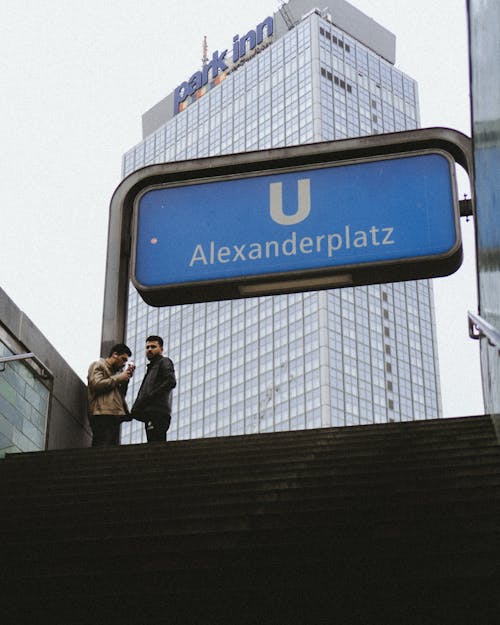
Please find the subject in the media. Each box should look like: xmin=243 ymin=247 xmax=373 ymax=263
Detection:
xmin=2 ymin=415 xmax=499 ymax=625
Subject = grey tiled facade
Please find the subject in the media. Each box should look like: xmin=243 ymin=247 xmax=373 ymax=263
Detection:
xmin=0 ymin=287 xmax=89 ymax=454
xmin=0 ymin=341 xmax=49 ymax=455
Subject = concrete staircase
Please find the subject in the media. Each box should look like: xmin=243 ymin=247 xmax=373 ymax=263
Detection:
xmin=2 ymin=415 xmax=500 ymax=624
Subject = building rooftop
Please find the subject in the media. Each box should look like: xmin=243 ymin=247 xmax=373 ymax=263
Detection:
xmin=141 ymin=0 xmax=396 ymax=138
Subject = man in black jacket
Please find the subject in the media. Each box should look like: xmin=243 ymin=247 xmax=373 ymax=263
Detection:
xmin=131 ymin=335 xmax=176 ymax=443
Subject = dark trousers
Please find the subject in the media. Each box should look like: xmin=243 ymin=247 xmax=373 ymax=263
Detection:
xmin=144 ymin=414 xmax=171 ymax=443
xmin=89 ymin=415 xmax=121 ymax=447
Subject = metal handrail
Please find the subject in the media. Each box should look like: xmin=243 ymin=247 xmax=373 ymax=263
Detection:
xmin=468 ymin=311 xmax=500 ymax=350
xmin=0 ymin=352 xmax=54 ymax=379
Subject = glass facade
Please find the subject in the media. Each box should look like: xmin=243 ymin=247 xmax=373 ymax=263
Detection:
xmin=0 ymin=340 xmax=49 ymax=456
xmin=120 ymin=9 xmax=441 ymax=445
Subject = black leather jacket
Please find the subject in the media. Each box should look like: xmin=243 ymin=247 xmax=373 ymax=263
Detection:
xmin=131 ymin=355 xmax=176 ymax=418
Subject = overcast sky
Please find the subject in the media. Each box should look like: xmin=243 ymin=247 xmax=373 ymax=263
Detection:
xmin=0 ymin=0 xmax=483 ymax=417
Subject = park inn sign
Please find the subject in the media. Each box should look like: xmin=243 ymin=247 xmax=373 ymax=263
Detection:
xmin=173 ymin=16 xmax=274 ymax=114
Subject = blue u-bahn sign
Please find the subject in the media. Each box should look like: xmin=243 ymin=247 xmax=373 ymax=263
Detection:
xmin=130 ymin=147 xmax=462 ymax=305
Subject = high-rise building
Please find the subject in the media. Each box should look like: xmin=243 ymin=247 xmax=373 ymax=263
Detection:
xmin=120 ymin=0 xmax=441 ymax=445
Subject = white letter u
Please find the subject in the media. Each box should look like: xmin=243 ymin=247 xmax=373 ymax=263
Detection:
xmin=269 ymin=179 xmax=311 ymax=225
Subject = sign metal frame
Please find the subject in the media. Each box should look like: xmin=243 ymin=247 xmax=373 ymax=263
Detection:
xmin=101 ymin=128 xmax=473 ymax=355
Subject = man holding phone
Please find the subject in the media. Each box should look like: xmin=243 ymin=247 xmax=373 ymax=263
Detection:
xmin=87 ymin=343 xmax=135 ymax=447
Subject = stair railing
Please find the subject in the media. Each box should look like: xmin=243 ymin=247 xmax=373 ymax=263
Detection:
xmin=0 ymin=352 xmax=53 ymax=379
xmin=468 ymin=311 xmax=500 ymax=351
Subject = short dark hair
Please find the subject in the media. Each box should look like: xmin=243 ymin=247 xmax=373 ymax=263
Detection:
xmin=108 ymin=343 xmax=132 ymax=357
xmin=146 ymin=335 xmax=163 ymax=348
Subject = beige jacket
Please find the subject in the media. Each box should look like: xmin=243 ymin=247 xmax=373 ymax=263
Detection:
xmin=87 ymin=358 xmax=129 ymax=417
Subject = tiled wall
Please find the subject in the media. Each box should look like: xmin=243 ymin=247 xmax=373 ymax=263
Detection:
xmin=0 ymin=342 xmax=49 ymax=456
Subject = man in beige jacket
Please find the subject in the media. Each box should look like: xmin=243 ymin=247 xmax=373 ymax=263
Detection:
xmin=87 ymin=343 xmax=135 ymax=447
